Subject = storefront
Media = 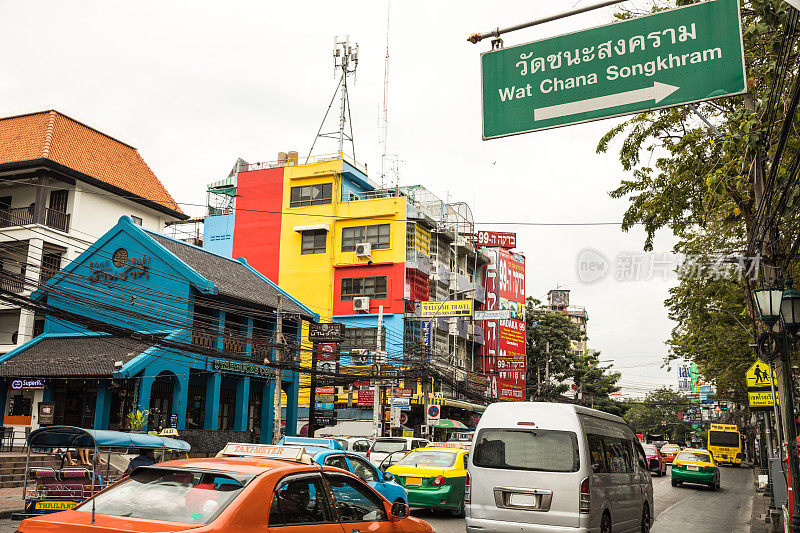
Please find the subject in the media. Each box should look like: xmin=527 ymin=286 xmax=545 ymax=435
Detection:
xmin=0 ymin=216 xmax=318 ymax=444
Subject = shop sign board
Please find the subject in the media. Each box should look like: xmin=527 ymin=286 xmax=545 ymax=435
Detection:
xmin=476 ymin=231 xmax=517 ymax=248
xmin=38 ymin=402 xmax=55 ymax=425
xmin=315 ymin=394 xmax=335 ymax=403
xmin=10 ymin=379 xmax=45 ymax=390
xmin=309 ymin=322 xmax=345 ymax=342
xmin=212 ymin=359 xmax=275 ymax=379
xmin=474 ymin=309 xmax=513 ymax=321
xmin=394 ymin=389 xmax=413 ymax=398
xmin=480 ymin=0 xmax=746 ymax=139
xmin=357 ymin=390 xmax=374 ymax=406
xmin=316 ymin=343 xmax=339 ymax=361
xmin=420 ymin=300 xmax=473 ymax=318
xmin=315 ymin=386 xmax=336 ymax=394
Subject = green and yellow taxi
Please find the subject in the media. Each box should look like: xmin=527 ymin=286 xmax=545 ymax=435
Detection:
xmin=386 ymin=443 xmax=469 ymax=517
xmin=670 ymin=448 xmax=720 ymax=491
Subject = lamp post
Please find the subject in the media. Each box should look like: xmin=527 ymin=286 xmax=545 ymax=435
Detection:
xmin=754 ymin=278 xmax=800 ymax=531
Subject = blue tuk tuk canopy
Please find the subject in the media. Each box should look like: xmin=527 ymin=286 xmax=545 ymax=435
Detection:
xmin=28 ymin=426 xmax=191 ymax=451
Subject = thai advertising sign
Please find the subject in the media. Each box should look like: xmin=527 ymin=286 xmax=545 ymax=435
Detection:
xmin=476 ymin=231 xmax=517 ymax=248
xmin=481 ymin=0 xmax=746 ymax=138
xmin=497 ymin=318 xmax=526 ymax=401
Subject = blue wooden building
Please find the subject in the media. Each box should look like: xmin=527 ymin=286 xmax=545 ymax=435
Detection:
xmin=0 ymin=216 xmax=317 ymax=446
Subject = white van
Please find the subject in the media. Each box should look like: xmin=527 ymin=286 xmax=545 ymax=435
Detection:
xmin=467 ymin=402 xmax=653 ymax=533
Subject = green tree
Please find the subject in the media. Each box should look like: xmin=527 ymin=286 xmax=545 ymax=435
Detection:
xmin=572 ymin=351 xmax=623 ymax=415
xmin=525 ymin=297 xmax=584 ymax=399
xmin=597 ymin=0 xmax=800 ymax=396
xmin=623 ymin=388 xmax=691 ymax=442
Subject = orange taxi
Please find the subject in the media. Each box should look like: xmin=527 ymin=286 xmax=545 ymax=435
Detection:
xmin=660 ymin=443 xmax=682 ymax=463
xmin=16 ymin=443 xmax=434 ymax=533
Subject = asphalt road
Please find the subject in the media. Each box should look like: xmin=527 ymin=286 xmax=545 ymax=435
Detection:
xmin=0 ymin=466 xmax=754 ymax=533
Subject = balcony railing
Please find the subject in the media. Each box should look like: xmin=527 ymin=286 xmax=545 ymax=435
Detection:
xmin=0 ymin=207 xmax=70 ymax=233
xmin=0 ymin=270 xmax=26 ymax=293
xmin=192 ymin=329 xmax=217 ymax=348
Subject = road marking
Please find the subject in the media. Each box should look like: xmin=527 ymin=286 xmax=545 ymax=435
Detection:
xmin=533 ymin=82 xmax=680 ymax=121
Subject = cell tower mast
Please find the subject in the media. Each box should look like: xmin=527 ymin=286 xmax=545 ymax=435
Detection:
xmin=379 ymin=1 xmax=391 ymax=187
xmin=306 ymin=36 xmax=359 ymax=162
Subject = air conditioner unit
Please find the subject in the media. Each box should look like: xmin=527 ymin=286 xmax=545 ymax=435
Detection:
xmin=355 ymin=242 xmax=372 ymax=258
xmin=353 ymin=297 xmax=370 ymax=312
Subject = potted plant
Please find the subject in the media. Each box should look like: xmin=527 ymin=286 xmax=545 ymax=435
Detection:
xmin=126 ymin=410 xmax=149 ymax=433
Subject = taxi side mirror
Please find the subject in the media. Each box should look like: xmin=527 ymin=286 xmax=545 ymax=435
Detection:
xmin=390 ymin=501 xmax=409 ymax=520
xmin=383 ymin=471 xmax=394 ymax=482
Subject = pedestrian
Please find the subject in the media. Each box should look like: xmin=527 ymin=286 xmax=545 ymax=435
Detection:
xmin=125 ymin=448 xmax=156 ymax=474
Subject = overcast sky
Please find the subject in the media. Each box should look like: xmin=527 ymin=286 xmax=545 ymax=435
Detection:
xmin=0 ymin=0 xmax=685 ymax=396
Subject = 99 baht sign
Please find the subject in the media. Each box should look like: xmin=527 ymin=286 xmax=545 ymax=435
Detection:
xmin=480 ymin=0 xmax=746 ymax=139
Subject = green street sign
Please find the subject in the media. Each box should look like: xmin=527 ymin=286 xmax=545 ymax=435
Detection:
xmin=481 ymin=0 xmax=746 ymax=139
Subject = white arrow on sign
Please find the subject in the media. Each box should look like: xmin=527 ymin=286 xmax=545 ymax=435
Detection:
xmin=534 ymin=82 xmax=680 ymax=122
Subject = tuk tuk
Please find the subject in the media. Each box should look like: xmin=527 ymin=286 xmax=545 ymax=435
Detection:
xmin=16 ymin=425 xmax=190 ymax=519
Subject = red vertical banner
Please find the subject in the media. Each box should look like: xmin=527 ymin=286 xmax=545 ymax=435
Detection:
xmin=497 ymin=318 xmax=526 ymax=401
xmin=483 ymin=247 xmax=526 ymax=401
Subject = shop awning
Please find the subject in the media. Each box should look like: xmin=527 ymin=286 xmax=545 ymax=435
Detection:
xmin=436 ymin=419 xmax=468 ymax=430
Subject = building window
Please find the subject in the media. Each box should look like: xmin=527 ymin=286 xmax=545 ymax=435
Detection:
xmin=349 ymin=192 xmax=360 ymax=201
xmin=301 ymin=230 xmax=327 ymax=254
xmin=342 ymin=327 xmax=386 ymax=351
xmin=342 ymin=224 xmax=390 ymax=252
xmin=341 ymin=276 xmax=387 ymax=300
xmin=131 ymin=216 xmax=143 ymax=226
xmin=290 ymin=183 xmax=332 ymax=207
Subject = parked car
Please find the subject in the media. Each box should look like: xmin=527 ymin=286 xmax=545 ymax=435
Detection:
xmin=467 ymin=402 xmax=653 ymax=533
xmin=17 ymin=445 xmax=434 ymax=532
xmin=642 ymin=443 xmax=667 ymax=476
xmin=368 ymin=437 xmax=429 ymax=471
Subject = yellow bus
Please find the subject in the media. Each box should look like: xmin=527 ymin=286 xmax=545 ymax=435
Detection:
xmin=707 ymin=423 xmax=742 ymax=466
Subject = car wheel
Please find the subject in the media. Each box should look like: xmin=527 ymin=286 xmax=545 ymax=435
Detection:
xmin=601 ymin=512 xmax=613 ymax=533
xmin=450 ymin=500 xmax=465 ymax=518
xmin=671 ymin=479 xmax=677 ymax=487
xmin=641 ymin=504 xmax=651 ymax=533
xmin=710 ymin=481 xmax=717 ymax=492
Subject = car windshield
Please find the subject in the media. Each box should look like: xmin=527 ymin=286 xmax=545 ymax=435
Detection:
xmin=676 ymin=452 xmax=711 ymax=463
xmin=372 ymin=440 xmax=407 ymax=454
xmin=74 ymin=467 xmax=252 ymax=525
xmin=397 ymin=450 xmax=457 ymax=468
xmin=642 ymin=444 xmax=658 ymax=454
xmin=473 ymin=429 xmax=579 ymax=472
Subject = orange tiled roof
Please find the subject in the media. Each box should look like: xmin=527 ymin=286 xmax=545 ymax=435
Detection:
xmin=0 ymin=110 xmax=182 ymax=214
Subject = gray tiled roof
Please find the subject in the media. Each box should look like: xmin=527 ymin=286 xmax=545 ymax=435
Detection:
xmin=0 ymin=336 xmax=155 ymax=377
xmin=148 ymin=233 xmax=312 ymax=319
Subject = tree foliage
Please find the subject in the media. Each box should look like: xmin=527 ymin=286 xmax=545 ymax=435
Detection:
xmin=572 ymin=350 xmax=623 ymax=415
xmin=598 ymin=0 xmax=800 ymax=397
xmin=525 ymin=297 xmax=583 ymax=399
xmin=623 ymin=387 xmax=691 ymax=442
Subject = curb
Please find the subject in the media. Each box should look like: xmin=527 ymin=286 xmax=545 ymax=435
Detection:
xmin=0 ymin=508 xmax=23 ymax=520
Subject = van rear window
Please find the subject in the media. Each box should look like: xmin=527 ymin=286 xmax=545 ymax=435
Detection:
xmin=473 ymin=429 xmax=579 ymax=472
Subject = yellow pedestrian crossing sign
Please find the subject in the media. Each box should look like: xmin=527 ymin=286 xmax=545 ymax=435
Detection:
xmin=746 ymin=359 xmax=776 ymax=389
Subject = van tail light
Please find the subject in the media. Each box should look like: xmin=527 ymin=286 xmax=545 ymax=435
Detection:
xmin=737 ymin=452 xmax=742 ymax=459
xmin=465 ymin=472 xmax=471 ymax=504
xmin=579 ymin=477 xmax=590 ymax=514
xmin=432 ymin=475 xmax=446 ymax=486
xmin=366 ymin=450 xmax=371 ymax=460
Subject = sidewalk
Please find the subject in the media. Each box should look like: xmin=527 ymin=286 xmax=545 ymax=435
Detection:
xmin=751 ymin=464 xmax=781 ymax=533
xmin=0 ymin=487 xmax=23 ymax=519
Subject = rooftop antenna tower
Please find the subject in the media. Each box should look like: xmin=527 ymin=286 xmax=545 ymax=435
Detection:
xmin=378 ymin=1 xmax=391 ymax=187
xmin=306 ymin=36 xmax=359 ymax=163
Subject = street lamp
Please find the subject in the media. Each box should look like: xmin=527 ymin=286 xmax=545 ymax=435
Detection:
xmin=781 ymin=279 xmax=800 ymax=335
xmin=754 ymin=277 xmax=800 ymax=532
xmin=754 ymin=287 xmax=785 ymax=327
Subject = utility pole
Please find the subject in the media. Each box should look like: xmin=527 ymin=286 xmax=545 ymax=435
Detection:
xmin=273 ymin=296 xmax=283 ymax=444
xmin=373 ymin=305 xmax=384 ymax=439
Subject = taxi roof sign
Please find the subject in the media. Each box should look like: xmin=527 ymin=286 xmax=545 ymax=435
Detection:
xmin=220 ymin=443 xmax=307 ymax=462
xmin=425 ymin=442 xmax=470 ymax=449
xmin=746 ymin=359 xmax=776 ymax=389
